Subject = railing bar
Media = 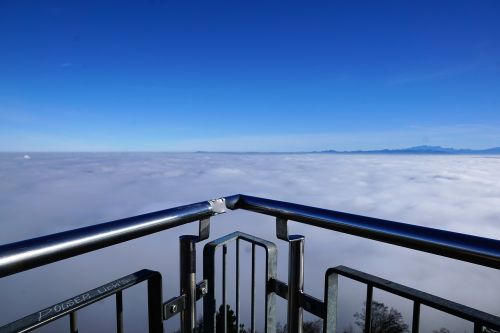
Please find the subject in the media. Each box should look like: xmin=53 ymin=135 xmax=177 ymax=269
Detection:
xmin=0 ymin=201 xmax=219 ymax=279
xmin=330 ymin=265 xmax=500 ymax=329
xmin=222 ymin=244 xmax=228 ymax=333
xmin=287 ymin=235 xmax=304 ymax=333
xmin=0 ymin=270 xmax=160 ymax=333
xmin=147 ymin=273 xmax=163 ymax=333
xmin=116 ymin=291 xmax=123 ymax=333
xmin=204 ymin=232 xmax=280 ymax=333
xmin=412 ymin=301 xmax=420 ymax=333
xmin=271 ymin=278 xmax=289 ymax=300
xmin=301 ymin=293 xmax=326 ymax=319
xmin=69 ymin=312 xmax=78 ymax=333
xmin=179 ymin=235 xmax=197 ymax=332
xmin=365 ymin=285 xmax=373 ymax=333
xmin=2 ymin=194 xmax=500 ymax=282
xmin=236 ymin=238 xmax=240 ymax=331
xmin=251 ymin=242 xmax=256 ymax=333
xmin=230 ymin=194 xmax=500 ymax=270
xmin=264 ymin=239 xmax=278 ymax=333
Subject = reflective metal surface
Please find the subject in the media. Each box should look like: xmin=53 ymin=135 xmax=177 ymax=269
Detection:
xmin=0 ymin=194 xmax=499 ymax=333
xmin=287 ymin=236 xmax=304 ymax=333
xmin=203 ymin=232 xmax=277 ymax=333
xmin=0 ymin=269 xmax=162 ymax=333
xmin=324 ymin=265 xmax=500 ymax=332
xmin=179 ymin=235 xmax=198 ymax=333
xmin=0 ymin=199 xmax=224 ymax=278
xmin=228 ymin=194 xmax=500 ymax=269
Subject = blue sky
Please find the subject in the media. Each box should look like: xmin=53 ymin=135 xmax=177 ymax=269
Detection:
xmin=0 ymin=1 xmax=499 ymax=152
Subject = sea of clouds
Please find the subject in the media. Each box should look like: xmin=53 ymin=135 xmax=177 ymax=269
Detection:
xmin=0 ymin=153 xmax=499 ymax=332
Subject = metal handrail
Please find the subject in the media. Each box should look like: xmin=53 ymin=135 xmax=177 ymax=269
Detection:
xmin=1 ymin=269 xmax=162 ymax=333
xmin=0 ymin=199 xmax=226 ymax=278
xmin=227 ymin=194 xmax=500 ymax=269
xmin=1 ymin=194 xmax=499 ymax=281
xmin=325 ymin=265 xmax=500 ymax=330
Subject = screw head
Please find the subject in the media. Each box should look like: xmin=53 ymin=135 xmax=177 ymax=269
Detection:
xmin=201 ymin=286 xmax=207 ymax=295
xmin=170 ymin=304 xmax=177 ymax=313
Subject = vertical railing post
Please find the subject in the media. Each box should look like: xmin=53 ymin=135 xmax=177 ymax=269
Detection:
xmin=265 ymin=244 xmax=278 ymax=333
xmin=69 ymin=312 xmax=78 ymax=333
xmin=251 ymin=243 xmax=256 ymax=333
xmin=116 ymin=291 xmax=124 ymax=333
xmin=287 ymin=235 xmax=304 ymax=333
xmin=324 ymin=270 xmax=339 ymax=333
xmin=180 ymin=235 xmax=198 ymax=333
xmin=364 ymin=285 xmax=373 ymax=333
xmin=147 ymin=273 xmax=163 ymax=333
xmin=222 ymin=245 xmax=228 ymax=333
xmin=203 ymin=245 xmax=216 ymax=333
xmin=236 ymin=239 xmax=240 ymax=331
xmin=412 ymin=301 xmax=420 ymax=333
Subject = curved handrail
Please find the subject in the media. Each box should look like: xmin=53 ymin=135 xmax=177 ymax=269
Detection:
xmin=0 ymin=194 xmax=499 ymax=279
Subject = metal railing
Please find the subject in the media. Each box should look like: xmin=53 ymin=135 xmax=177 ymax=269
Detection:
xmin=0 ymin=194 xmax=499 ymax=333
xmin=3 ymin=269 xmax=162 ymax=333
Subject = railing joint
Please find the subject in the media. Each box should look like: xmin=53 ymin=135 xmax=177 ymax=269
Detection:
xmin=208 ymin=198 xmax=227 ymax=214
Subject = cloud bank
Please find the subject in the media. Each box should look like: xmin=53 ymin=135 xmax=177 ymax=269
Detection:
xmin=0 ymin=153 xmax=499 ymax=332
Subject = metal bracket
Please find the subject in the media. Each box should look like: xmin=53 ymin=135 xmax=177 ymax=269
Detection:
xmin=269 ymin=278 xmax=325 ymax=318
xmin=163 ymin=294 xmax=186 ymax=320
xmin=198 ymin=218 xmax=210 ymax=241
xmin=276 ymin=217 xmax=289 ymax=241
xmin=196 ymin=279 xmax=208 ymax=300
xmin=162 ymin=280 xmax=208 ymax=321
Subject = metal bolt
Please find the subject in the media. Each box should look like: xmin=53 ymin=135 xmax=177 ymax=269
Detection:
xmin=200 ymin=286 xmax=207 ymax=295
xmin=170 ymin=304 xmax=177 ymax=313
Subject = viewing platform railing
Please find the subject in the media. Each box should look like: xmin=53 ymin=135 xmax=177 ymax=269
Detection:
xmin=0 ymin=195 xmax=499 ymax=332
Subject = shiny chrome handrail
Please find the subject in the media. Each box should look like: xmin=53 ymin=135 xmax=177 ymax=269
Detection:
xmin=227 ymin=194 xmax=500 ymax=269
xmin=0 ymin=199 xmax=226 ymax=278
xmin=0 ymin=194 xmax=499 ymax=281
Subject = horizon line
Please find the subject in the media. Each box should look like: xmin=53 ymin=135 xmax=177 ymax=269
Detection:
xmin=1 ymin=144 xmax=500 ymax=154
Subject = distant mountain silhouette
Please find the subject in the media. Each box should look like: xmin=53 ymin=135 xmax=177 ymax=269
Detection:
xmin=320 ymin=145 xmax=500 ymax=155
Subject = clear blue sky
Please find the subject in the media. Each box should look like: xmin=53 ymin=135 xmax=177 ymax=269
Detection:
xmin=1 ymin=1 xmax=499 ymax=152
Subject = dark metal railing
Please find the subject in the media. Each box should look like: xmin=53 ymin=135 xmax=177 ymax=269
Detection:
xmin=0 ymin=194 xmax=499 ymax=333
xmin=2 ymin=269 xmax=162 ymax=333
xmin=324 ymin=266 xmax=500 ymax=332
xmin=0 ymin=199 xmax=225 ymax=279
xmin=203 ymin=231 xmax=277 ymax=333
xmin=226 ymin=195 xmax=500 ymax=269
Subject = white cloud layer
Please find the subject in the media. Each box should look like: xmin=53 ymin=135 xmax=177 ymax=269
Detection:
xmin=0 ymin=153 xmax=499 ymax=332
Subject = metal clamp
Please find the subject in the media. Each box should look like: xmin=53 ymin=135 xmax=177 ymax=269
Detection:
xmin=196 ymin=280 xmax=208 ymax=300
xmin=162 ymin=280 xmax=208 ymax=321
xmin=163 ymin=294 xmax=186 ymax=320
